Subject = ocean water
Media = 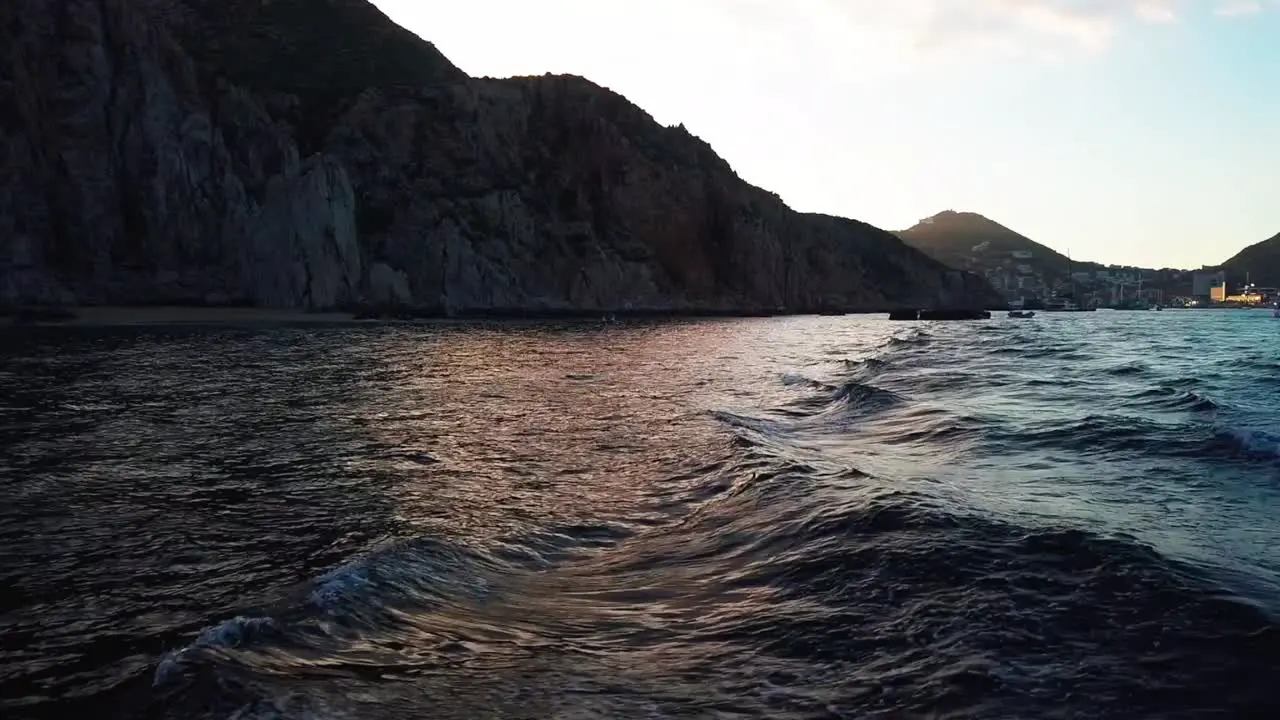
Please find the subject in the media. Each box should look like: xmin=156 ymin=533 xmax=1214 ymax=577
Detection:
xmin=2 ymin=310 xmax=1279 ymax=719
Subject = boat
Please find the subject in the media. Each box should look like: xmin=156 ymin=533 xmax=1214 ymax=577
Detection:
xmin=1042 ymin=250 xmax=1099 ymax=312
xmin=1041 ymin=297 xmax=1094 ymax=312
xmin=889 ymin=308 xmax=991 ymax=321
xmin=1113 ymin=299 xmax=1152 ymax=311
xmin=1008 ymin=310 xmax=1036 ymax=319
xmin=1042 ymin=251 xmax=1095 ymax=312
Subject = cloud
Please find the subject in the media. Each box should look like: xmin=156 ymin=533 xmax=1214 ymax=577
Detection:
xmin=762 ymin=1 xmax=1160 ymax=63
xmin=1133 ymin=0 xmax=1180 ymax=22
xmin=774 ymin=1 xmax=1173 ymax=56
xmin=778 ymin=0 xmax=1278 ymax=66
xmin=372 ymin=0 xmax=1278 ymax=91
xmin=1215 ymin=0 xmax=1263 ymax=16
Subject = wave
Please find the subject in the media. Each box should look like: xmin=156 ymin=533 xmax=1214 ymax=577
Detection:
xmin=305 ymin=537 xmax=498 ymax=610
xmin=986 ymin=414 xmax=1280 ymax=466
xmin=867 ymin=410 xmax=992 ymax=447
xmin=1003 ymin=414 xmax=1182 ymax=456
xmin=710 ymin=409 xmax=785 ymax=436
xmin=906 ymin=370 xmax=989 ymax=395
xmin=1024 ymin=376 xmax=1075 ymax=388
xmin=1132 ymin=385 xmax=1223 ymax=413
xmin=987 ymin=344 xmax=1082 ymax=360
xmin=147 ymin=420 xmax=1280 ymax=720
xmin=154 ymin=537 xmax=505 ymax=689
xmin=1104 ymin=360 xmax=1151 ymax=377
xmin=842 ymin=357 xmax=889 ymax=378
xmin=779 ymin=373 xmax=834 ymax=392
xmin=830 ymin=380 xmax=903 ymax=410
xmin=772 ymin=370 xmax=905 ymax=422
xmin=154 ymin=616 xmax=280 ymax=687
xmin=884 ymin=330 xmax=932 ymax=348
xmin=602 ymin=462 xmax=1280 ymax=718
xmin=1211 ymin=428 xmax=1280 ymax=459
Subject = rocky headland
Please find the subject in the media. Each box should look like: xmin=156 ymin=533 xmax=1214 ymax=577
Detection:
xmin=0 ymin=0 xmax=1002 ymax=316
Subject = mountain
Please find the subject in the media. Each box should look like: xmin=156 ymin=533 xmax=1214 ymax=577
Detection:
xmin=896 ymin=211 xmax=1098 ymax=278
xmin=0 ymin=0 xmax=1000 ymax=314
xmin=898 ymin=211 xmax=1230 ymax=306
xmin=1220 ymin=232 xmax=1280 ymax=286
xmin=896 ymin=211 xmax=1116 ymax=302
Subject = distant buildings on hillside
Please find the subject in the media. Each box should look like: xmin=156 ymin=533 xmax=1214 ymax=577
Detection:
xmin=1173 ymin=271 xmax=1278 ymax=308
xmin=1187 ymin=271 xmax=1277 ymax=307
xmin=946 ymin=245 xmax=1273 ymax=309
xmin=1193 ymin=271 xmax=1224 ymax=299
xmin=1214 ymin=283 xmax=1275 ymax=306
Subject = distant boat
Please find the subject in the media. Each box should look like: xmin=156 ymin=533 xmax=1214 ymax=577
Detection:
xmin=1042 ymin=298 xmax=1094 ymax=312
xmin=1044 ymin=250 xmax=1096 ymax=312
xmin=1114 ymin=299 xmax=1153 ymax=311
xmin=1008 ymin=310 xmax=1036 ymax=319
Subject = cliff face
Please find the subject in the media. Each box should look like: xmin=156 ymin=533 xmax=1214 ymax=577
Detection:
xmin=0 ymin=0 xmax=1001 ymax=312
xmin=1 ymin=0 xmax=363 ymax=307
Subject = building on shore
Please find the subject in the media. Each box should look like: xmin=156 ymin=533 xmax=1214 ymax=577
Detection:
xmin=1228 ymin=285 xmax=1276 ymax=305
xmin=1193 ymin=271 xmax=1226 ymax=300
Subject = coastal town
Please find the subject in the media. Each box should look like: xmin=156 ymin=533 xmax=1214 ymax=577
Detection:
xmin=981 ymin=259 xmax=1275 ymax=310
xmin=896 ymin=211 xmax=1278 ymax=310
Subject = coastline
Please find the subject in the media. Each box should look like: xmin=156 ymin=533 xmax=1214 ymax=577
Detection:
xmin=0 ymin=302 xmax=1017 ymax=329
xmin=1 ymin=306 xmax=362 ymax=328
xmin=0 ymin=306 xmax=785 ymax=328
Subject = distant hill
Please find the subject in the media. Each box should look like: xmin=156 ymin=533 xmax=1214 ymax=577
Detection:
xmin=1220 ymin=232 xmax=1280 ymax=286
xmin=896 ymin=211 xmax=1099 ymax=281
xmin=895 ymin=209 xmax=1274 ymax=305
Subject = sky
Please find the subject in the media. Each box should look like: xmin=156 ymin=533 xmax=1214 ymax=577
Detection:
xmin=371 ymin=0 xmax=1280 ymax=269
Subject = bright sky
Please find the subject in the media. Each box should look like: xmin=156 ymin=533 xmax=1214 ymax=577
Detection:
xmin=372 ymin=0 xmax=1280 ymax=269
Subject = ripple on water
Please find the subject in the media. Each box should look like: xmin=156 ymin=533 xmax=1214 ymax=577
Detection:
xmin=2 ymin=312 xmax=1280 ymax=720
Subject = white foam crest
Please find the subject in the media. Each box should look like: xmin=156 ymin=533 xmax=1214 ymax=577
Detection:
xmin=780 ymin=373 xmax=814 ymax=387
xmin=153 ymin=616 xmax=278 ymax=687
xmin=1225 ymin=427 xmax=1280 ymax=456
xmin=308 ymin=563 xmax=374 ymax=609
xmin=306 ymin=538 xmax=496 ymax=612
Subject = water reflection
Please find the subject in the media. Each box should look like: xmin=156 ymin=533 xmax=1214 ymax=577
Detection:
xmin=377 ymin=322 xmax=747 ymax=539
xmin=5 ymin=314 xmax=1279 ymax=720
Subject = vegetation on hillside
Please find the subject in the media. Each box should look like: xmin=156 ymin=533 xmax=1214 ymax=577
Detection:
xmin=896 ymin=211 xmax=1101 ymax=281
xmin=1219 ymin=232 xmax=1280 ymax=286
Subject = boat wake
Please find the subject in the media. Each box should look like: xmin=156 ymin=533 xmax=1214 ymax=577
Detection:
xmin=7 ymin=314 xmax=1280 ymax=720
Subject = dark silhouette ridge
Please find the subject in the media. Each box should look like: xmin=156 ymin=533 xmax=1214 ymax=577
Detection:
xmin=1219 ymin=231 xmax=1280 ymax=286
xmin=896 ymin=210 xmax=1102 ymax=281
xmin=0 ymin=0 xmax=1002 ymax=313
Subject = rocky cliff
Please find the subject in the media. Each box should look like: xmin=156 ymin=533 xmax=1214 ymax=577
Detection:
xmin=0 ymin=0 xmax=1001 ymax=313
